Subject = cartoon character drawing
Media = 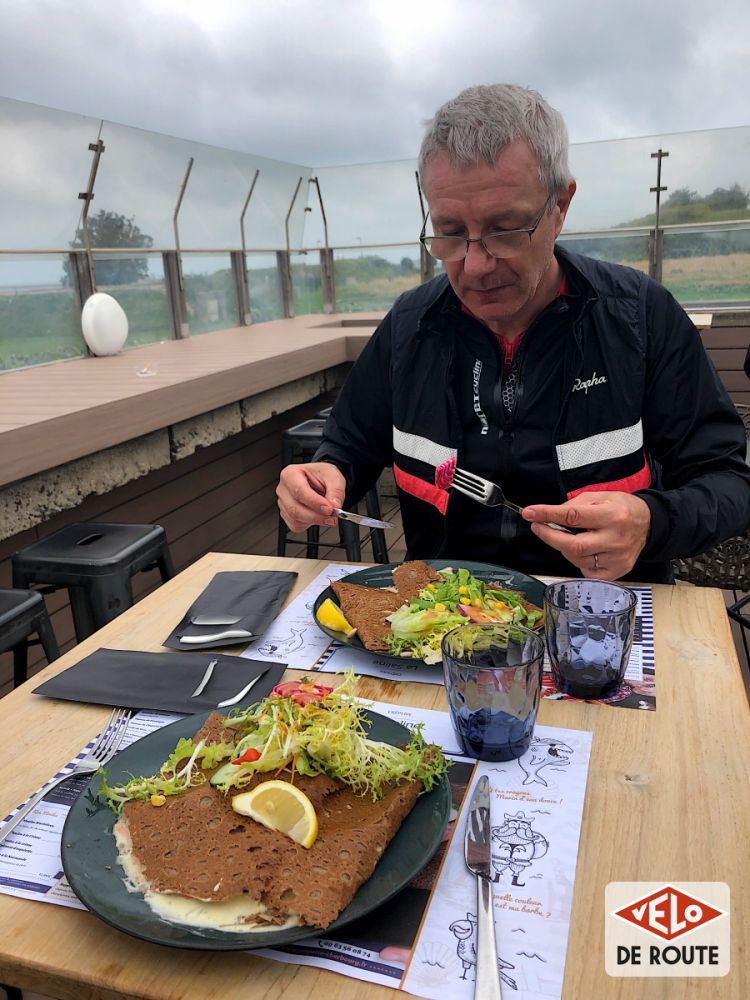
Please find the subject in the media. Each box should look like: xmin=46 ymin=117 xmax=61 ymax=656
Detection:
xmin=256 ymin=625 xmax=307 ymax=657
xmin=491 ymin=811 xmax=548 ymax=886
xmin=448 ymin=913 xmax=517 ymax=989
xmin=518 ymin=737 xmax=573 ymax=786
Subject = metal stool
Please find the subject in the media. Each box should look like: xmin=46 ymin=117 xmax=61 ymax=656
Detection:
xmin=0 ymin=588 xmax=60 ymax=688
xmin=316 ymin=406 xmax=333 ymax=418
xmin=12 ymin=523 xmax=175 ymax=643
xmin=278 ymin=418 xmax=389 ymax=563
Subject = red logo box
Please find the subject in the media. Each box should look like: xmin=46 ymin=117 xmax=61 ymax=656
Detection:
xmin=613 ymin=885 xmax=724 ymax=941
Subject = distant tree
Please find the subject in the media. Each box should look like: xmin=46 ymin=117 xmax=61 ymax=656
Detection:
xmin=705 ymin=184 xmax=748 ymax=211
xmin=400 ymin=256 xmax=415 ymax=273
xmin=61 ymin=210 xmax=154 ymax=287
xmin=665 ymin=187 xmax=699 ymax=207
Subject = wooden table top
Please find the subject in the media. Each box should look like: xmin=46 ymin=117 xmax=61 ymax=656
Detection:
xmin=0 ymin=552 xmax=747 ymax=999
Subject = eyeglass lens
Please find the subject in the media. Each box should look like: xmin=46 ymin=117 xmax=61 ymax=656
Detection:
xmin=424 ymin=230 xmax=532 ymax=261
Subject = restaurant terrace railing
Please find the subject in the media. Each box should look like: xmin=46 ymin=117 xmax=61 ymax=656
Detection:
xmin=1 ymin=96 xmax=749 ymax=371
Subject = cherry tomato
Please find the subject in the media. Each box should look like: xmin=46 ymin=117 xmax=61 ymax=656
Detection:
xmin=272 ymin=679 xmax=333 ymax=705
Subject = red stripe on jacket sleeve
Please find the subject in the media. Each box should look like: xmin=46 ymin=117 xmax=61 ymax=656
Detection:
xmin=566 ymin=458 xmax=652 ymax=499
xmin=393 ymin=463 xmax=449 ymax=514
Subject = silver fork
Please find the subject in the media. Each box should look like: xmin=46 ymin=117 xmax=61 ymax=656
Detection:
xmin=452 ymin=467 xmax=574 ymax=534
xmin=0 ymin=707 xmax=132 ymax=845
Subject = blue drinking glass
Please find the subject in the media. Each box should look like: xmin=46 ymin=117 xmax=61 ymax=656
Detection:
xmin=441 ymin=623 xmax=545 ymax=761
xmin=544 ymin=580 xmax=637 ymax=699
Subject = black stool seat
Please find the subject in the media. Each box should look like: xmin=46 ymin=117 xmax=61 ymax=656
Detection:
xmin=13 ymin=522 xmax=174 ymax=642
xmin=0 ymin=588 xmax=59 ymax=688
xmin=278 ymin=418 xmax=389 ymax=563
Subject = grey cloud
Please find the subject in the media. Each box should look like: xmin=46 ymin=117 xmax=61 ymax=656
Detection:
xmin=1 ymin=0 xmax=748 ymax=167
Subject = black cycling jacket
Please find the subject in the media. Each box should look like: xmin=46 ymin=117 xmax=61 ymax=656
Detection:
xmin=316 ymin=246 xmax=750 ymax=583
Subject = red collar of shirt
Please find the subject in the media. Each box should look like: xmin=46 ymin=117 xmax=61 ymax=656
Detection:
xmin=460 ymin=273 xmax=569 ymax=367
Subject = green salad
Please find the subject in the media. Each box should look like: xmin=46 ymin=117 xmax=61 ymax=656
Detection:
xmin=99 ymin=671 xmax=449 ymax=810
xmin=385 ymin=567 xmax=543 ymax=664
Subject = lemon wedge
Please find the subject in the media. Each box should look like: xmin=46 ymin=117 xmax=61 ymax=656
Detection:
xmin=317 ymin=597 xmax=357 ymax=637
xmin=232 ymin=781 xmax=319 ymax=848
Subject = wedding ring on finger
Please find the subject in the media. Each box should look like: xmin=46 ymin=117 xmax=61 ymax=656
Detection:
xmin=593 ymin=553 xmax=600 ymax=571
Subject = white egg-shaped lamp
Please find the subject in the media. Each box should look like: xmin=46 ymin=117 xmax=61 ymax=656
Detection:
xmin=81 ymin=292 xmax=129 ymax=356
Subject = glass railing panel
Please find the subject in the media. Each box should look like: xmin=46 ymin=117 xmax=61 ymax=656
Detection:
xmin=93 ymin=253 xmax=173 ymax=347
xmin=0 ymin=97 xmax=102 ymax=251
xmin=0 ymin=255 xmax=83 ymax=369
xmin=557 ymin=230 xmax=650 ymax=274
xmin=291 ymin=253 xmax=323 ymax=315
xmin=305 ymin=160 xmax=424 ymax=247
xmin=95 ymin=121 xmax=311 ymax=251
xmin=181 ymin=253 xmax=238 ymax=334
xmin=333 ymin=246 xmax=423 ymax=312
xmin=307 ymin=126 xmax=750 ymax=246
xmin=245 ymin=253 xmax=284 ymax=322
xmin=565 ymin=126 xmax=750 ymax=231
xmin=661 ymin=224 xmax=750 ymax=306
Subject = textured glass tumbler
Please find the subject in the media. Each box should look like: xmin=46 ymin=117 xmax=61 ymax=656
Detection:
xmin=544 ymin=580 xmax=637 ymax=699
xmin=441 ymin=623 xmax=545 ymax=761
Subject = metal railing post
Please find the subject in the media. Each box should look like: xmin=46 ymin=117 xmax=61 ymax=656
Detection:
xmin=170 ymin=157 xmax=194 ymax=337
xmin=281 ymin=176 xmax=303 ymax=318
xmin=649 ymin=148 xmax=669 ymax=284
xmin=236 ymin=169 xmax=260 ymax=325
xmin=68 ymin=251 xmax=95 ymax=310
xmin=318 ymin=247 xmax=335 ymax=313
xmin=163 ymin=252 xmax=186 ymax=339
xmin=276 ymin=250 xmax=294 ymax=319
xmin=77 ymin=138 xmax=106 ymax=296
xmin=309 ymin=177 xmax=335 ymax=313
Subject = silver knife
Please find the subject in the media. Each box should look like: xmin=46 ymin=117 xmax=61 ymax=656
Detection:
xmin=333 ymin=508 xmax=394 ymax=530
xmin=465 ymin=775 xmax=503 ymax=1000
xmin=180 ymin=629 xmax=254 ymax=645
xmin=190 ymin=658 xmax=218 ymax=698
xmin=190 ymin=615 xmax=243 ymax=626
xmin=216 ymin=672 xmax=266 ymax=709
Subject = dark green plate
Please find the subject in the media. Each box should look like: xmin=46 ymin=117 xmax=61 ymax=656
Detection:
xmin=313 ymin=559 xmax=545 ymax=663
xmin=60 ymin=709 xmax=451 ymax=950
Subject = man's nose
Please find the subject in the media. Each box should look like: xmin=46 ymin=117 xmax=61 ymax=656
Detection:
xmin=462 ymin=239 xmax=496 ymax=276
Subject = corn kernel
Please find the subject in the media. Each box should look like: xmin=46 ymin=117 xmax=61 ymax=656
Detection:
xmin=435 ymin=602 xmax=446 ymax=612
xmin=473 ymin=597 xmax=482 ymax=607
xmin=459 ymin=599 xmax=471 ymax=606
xmin=427 ymin=583 xmax=437 ymax=591
xmin=458 ymin=586 xmax=469 ymax=594
xmin=494 ymin=601 xmax=508 ymax=611
xmin=150 ymin=793 xmax=167 ymax=807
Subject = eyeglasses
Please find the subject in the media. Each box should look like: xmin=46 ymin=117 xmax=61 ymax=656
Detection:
xmin=420 ymin=202 xmax=550 ymax=262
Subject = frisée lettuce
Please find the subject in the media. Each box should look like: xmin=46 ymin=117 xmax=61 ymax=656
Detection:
xmin=99 ymin=671 xmax=449 ymax=811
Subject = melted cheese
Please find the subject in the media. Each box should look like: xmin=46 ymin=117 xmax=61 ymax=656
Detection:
xmin=114 ymin=819 xmax=299 ymax=934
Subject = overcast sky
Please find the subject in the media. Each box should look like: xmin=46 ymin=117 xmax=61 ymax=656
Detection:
xmin=1 ymin=0 xmax=749 ymax=167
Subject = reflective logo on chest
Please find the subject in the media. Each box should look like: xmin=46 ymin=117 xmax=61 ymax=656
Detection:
xmin=572 ymin=371 xmax=608 ymax=395
xmin=472 ymin=358 xmax=489 ymax=435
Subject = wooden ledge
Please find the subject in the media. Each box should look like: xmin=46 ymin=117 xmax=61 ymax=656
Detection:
xmin=0 ymin=313 xmax=383 ymax=489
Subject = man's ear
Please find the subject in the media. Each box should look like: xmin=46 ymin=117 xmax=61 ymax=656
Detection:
xmin=553 ymin=179 xmax=577 ymax=237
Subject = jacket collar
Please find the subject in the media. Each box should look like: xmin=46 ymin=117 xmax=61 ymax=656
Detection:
xmin=418 ymin=243 xmax=598 ymax=334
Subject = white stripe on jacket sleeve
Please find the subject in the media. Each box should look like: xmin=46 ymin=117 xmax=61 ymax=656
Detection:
xmin=393 ymin=427 xmax=457 ymax=469
xmin=556 ymin=420 xmax=643 ymax=471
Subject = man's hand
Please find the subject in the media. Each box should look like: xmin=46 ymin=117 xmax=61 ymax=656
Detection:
xmin=277 ymin=461 xmax=347 ymax=533
xmin=521 ymin=491 xmax=651 ymax=580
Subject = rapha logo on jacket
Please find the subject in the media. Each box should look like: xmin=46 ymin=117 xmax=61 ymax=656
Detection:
xmin=572 ymin=371 xmax=608 ymax=395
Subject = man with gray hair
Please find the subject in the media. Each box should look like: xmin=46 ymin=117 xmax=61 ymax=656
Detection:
xmin=277 ymin=84 xmax=749 ymax=583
